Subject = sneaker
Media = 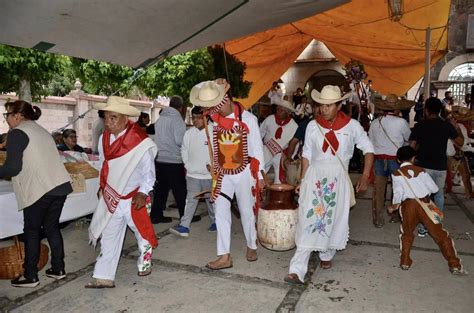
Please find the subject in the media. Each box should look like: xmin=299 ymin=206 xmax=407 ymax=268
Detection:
xmin=169 ymin=225 xmax=189 ymax=237
xmin=208 ymin=223 xmax=217 ymax=232
xmin=417 ymin=228 xmax=428 ymax=238
xmin=45 ymin=268 xmax=66 ymax=280
xmin=151 ymin=216 xmax=173 ymax=224
xmin=11 ymin=276 xmax=40 ymax=288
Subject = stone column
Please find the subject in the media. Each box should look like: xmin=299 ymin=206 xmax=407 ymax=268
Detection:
xmin=68 ymin=79 xmax=89 ymax=147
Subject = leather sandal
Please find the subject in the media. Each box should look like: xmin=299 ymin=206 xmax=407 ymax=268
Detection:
xmin=206 ymin=256 xmax=233 ymax=270
xmin=320 ymin=261 xmax=332 ymax=269
xmin=84 ymin=278 xmax=115 ymax=289
xmin=284 ymin=273 xmax=304 ymax=285
xmin=246 ymin=247 xmax=258 ymax=262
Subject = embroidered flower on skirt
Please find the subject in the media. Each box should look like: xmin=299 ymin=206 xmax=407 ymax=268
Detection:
xmin=305 ymin=177 xmax=337 ymax=237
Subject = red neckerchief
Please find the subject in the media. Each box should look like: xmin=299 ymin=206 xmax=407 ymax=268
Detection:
xmin=100 ymin=121 xmax=148 ymax=190
xmin=209 ymin=101 xmax=249 ymax=132
xmin=274 ymin=115 xmax=291 ymax=139
xmin=316 ymin=111 xmax=351 ymax=155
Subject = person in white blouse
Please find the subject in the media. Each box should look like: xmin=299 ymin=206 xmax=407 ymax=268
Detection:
xmin=368 ymin=94 xmax=413 ymax=227
xmin=389 ymin=146 xmax=466 ymax=275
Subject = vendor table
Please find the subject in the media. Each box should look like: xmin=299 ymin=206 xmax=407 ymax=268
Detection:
xmin=0 ymin=178 xmax=99 ymax=239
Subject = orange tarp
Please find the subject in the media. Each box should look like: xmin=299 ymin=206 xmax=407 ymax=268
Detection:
xmin=225 ymin=0 xmax=450 ymax=108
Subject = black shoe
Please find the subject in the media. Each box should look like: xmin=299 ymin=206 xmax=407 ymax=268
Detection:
xmin=168 ymin=202 xmax=178 ymax=209
xmin=11 ymin=276 xmax=40 ymax=288
xmin=151 ymin=216 xmax=173 ymax=224
xmin=191 ymin=215 xmax=202 ymax=223
xmin=45 ymin=268 xmax=66 ymax=280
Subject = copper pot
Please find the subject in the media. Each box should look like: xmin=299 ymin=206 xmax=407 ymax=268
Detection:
xmin=263 ymin=184 xmax=297 ymax=211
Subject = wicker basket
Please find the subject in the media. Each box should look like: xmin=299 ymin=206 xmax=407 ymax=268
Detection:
xmin=64 ymin=162 xmax=99 ymax=179
xmin=0 ymin=236 xmax=49 ymax=279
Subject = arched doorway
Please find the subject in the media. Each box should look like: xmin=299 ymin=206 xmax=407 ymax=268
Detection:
xmin=304 ymin=69 xmax=348 ymax=94
xmin=446 ymin=62 xmax=474 ymax=105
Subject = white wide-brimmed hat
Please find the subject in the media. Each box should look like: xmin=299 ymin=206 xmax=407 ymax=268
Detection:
xmin=190 ymin=81 xmax=226 ymax=108
xmin=93 ymin=96 xmax=140 ymax=117
xmin=372 ymin=93 xmax=415 ymax=111
xmin=311 ymin=85 xmax=351 ymax=104
xmin=274 ymin=98 xmax=295 ymax=112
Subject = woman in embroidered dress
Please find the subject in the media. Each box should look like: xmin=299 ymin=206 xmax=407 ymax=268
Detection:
xmin=285 ymin=85 xmax=374 ymax=285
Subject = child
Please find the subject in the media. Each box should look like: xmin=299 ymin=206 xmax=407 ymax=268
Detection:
xmin=389 ymin=146 xmax=467 ymax=275
xmin=169 ymin=106 xmax=216 ymax=237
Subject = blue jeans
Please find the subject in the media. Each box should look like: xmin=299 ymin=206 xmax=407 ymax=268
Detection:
xmin=374 ymin=159 xmax=399 ymax=177
xmin=425 ymin=169 xmax=447 ymax=212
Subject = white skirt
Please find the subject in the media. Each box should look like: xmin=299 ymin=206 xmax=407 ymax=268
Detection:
xmin=295 ymin=159 xmax=351 ymax=251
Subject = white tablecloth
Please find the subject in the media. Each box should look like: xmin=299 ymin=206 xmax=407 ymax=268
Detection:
xmin=0 ymin=178 xmax=99 ymax=239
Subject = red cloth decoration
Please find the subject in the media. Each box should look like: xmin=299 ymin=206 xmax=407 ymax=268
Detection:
xmin=250 ymin=157 xmax=261 ymax=216
xmin=100 ymin=121 xmax=148 ymax=190
xmin=274 ymin=115 xmax=292 ymax=139
xmin=208 ymin=101 xmax=248 ymax=132
xmin=100 ymin=122 xmax=157 ymax=247
xmin=316 ymin=111 xmax=351 ymax=155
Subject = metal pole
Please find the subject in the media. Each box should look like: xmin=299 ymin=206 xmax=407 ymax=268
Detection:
xmin=423 ymin=27 xmax=431 ymax=101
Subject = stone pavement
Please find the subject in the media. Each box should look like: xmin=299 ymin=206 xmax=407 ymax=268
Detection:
xmin=1 ymin=178 xmax=473 ymax=312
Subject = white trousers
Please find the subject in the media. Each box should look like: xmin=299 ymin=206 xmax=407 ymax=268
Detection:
xmin=264 ymin=153 xmax=282 ymax=184
xmin=215 ymin=166 xmax=257 ymax=255
xmin=93 ymin=199 xmax=152 ymax=281
xmin=288 ymin=247 xmax=336 ymax=282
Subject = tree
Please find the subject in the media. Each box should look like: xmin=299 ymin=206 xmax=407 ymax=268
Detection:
xmin=136 ymin=48 xmax=214 ymax=103
xmin=0 ymin=44 xmax=70 ymax=101
xmin=208 ymin=45 xmax=252 ymax=99
xmin=70 ymin=58 xmax=134 ymax=96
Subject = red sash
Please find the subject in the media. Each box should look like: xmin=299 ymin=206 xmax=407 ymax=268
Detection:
xmin=274 ymin=115 xmax=291 ymax=139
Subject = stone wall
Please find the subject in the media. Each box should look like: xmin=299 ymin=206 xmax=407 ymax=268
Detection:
xmin=0 ymin=91 xmax=164 ymax=148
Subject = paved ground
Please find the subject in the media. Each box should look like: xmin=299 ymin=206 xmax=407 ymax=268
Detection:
xmin=1 ymin=176 xmax=473 ymax=312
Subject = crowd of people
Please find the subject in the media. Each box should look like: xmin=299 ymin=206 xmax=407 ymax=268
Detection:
xmin=0 ymin=79 xmax=470 ymax=289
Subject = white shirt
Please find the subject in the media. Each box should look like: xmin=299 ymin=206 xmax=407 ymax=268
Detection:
xmin=303 ymin=119 xmax=374 ymax=167
xmin=99 ymin=129 xmax=155 ymax=195
xmin=391 ymin=162 xmax=439 ymax=204
xmin=181 ymin=126 xmax=212 ymax=180
xmin=260 ymin=114 xmax=298 ymax=162
xmin=268 ymin=89 xmax=283 ymax=104
xmin=368 ymin=115 xmax=410 ymax=156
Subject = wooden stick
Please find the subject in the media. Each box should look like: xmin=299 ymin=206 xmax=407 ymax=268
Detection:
xmin=203 ymin=115 xmax=216 ymax=181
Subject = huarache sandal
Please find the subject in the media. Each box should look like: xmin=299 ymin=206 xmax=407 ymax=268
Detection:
xmin=320 ymin=261 xmax=332 ymax=269
xmin=284 ymin=273 xmax=304 ymax=285
xmin=246 ymin=248 xmax=258 ymax=262
xmin=206 ymin=256 xmax=233 ymax=270
xmin=84 ymin=278 xmax=115 ymax=289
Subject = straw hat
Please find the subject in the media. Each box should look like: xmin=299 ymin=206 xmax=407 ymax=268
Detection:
xmin=310 ymin=85 xmax=351 ymax=105
xmin=274 ymin=98 xmax=295 ymax=112
xmin=93 ymin=96 xmax=140 ymax=117
xmin=451 ymin=106 xmax=474 ymax=121
xmin=190 ymin=81 xmax=226 ymax=108
xmin=372 ymin=94 xmax=415 ymax=111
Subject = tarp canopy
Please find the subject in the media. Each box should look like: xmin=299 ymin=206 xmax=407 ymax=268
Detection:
xmin=225 ymin=0 xmax=451 ymax=107
xmin=0 ymin=0 xmax=347 ymax=68
xmin=0 ymin=1 xmax=450 ymax=108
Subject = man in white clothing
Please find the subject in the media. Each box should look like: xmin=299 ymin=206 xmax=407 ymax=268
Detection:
xmin=170 ymin=106 xmax=216 ymax=237
xmin=86 ymin=96 xmax=158 ymax=288
xmin=190 ymin=79 xmax=265 ymax=270
xmin=368 ymin=94 xmax=413 ymax=227
xmin=268 ymin=81 xmax=284 ymax=105
xmin=260 ymin=99 xmax=298 ymax=184
xmin=285 ymin=85 xmax=374 ymax=285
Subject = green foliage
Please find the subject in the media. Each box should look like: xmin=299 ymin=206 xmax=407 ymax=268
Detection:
xmin=136 ymin=48 xmax=214 ymax=103
xmin=0 ymin=44 xmax=70 ymax=101
xmin=208 ymin=45 xmax=252 ymax=99
xmin=70 ymin=58 xmax=134 ymax=96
